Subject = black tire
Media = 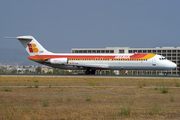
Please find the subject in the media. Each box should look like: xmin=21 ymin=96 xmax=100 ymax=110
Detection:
xmin=85 ymin=70 xmax=90 ymax=75
xmin=90 ymin=70 xmax=96 ymax=75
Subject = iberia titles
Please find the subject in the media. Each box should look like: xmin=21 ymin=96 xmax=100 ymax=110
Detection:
xmin=114 ymin=55 xmax=131 ymax=59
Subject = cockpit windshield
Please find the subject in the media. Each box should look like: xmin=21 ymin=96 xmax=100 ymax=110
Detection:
xmin=159 ymin=57 xmax=167 ymax=60
xmin=159 ymin=55 xmax=167 ymax=60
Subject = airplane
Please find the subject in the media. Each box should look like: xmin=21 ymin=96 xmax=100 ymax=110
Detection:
xmin=8 ymin=35 xmax=177 ymax=75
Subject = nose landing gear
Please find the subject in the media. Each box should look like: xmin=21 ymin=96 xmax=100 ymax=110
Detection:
xmin=164 ymin=70 xmax=168 ymax=76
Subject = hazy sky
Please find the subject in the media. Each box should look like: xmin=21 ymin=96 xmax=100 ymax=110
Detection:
xmin=0 ymin=1 xmax=180 ymax=65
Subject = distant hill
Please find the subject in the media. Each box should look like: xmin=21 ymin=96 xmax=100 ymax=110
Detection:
xmin=0 ymin=48 xmax=37 ymax=65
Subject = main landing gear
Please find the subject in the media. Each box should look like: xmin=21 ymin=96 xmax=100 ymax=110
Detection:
xmin=85 ymin=69 xmax=96 ymax=75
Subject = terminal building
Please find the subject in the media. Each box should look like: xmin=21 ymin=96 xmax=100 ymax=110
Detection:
xmin=71 ymin=47 xmax=180 ymax=75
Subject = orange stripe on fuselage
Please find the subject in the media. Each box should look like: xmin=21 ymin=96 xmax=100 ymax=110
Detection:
xmin=140 ymin=54 xmax=156 ymax=59
xmin=130 ymin=54 xmax=156 ymax=59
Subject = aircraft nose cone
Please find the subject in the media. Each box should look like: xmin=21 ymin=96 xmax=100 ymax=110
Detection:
xmin=172 ymin=62 xmax=177 ymax=69
xmin=163 ymin=61 xmax=177 ymax=69
xmin=167 ymin=62 xmax=177 ymax=69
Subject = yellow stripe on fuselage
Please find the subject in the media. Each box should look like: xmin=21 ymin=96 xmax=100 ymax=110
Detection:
xmin=28 ymin=57 xmax=47 ymax=61
xmin=141 ymin=54 xmax=156 ymax=59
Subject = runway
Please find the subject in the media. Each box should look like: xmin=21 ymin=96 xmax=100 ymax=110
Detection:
xmin=0 ymin=74 xmax=179 ymax=79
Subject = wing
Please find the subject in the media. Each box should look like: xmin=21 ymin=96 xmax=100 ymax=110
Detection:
xmin=69 ymin=64 xmax=109 ymax=69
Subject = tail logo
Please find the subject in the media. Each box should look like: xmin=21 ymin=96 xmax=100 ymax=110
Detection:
xmin=28 ymin=44 xmax=39 ymax=53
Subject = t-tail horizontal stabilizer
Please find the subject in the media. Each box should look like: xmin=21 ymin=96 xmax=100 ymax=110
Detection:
xmin=5 ymin=35 xmax=52 ymax=56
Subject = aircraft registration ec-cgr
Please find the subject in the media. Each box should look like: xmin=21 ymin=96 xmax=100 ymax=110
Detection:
xmin=7 ymin=36 xmax=177 ymax=75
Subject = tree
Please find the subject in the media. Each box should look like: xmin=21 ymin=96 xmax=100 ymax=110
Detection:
xmin=11 ymin=70 xmax=17 ymax=74
xmin=36 ymin=66 xmax=42 ymax=74
xmin=109 ymin=70 xmax=115 ymax=75
xmin=53 ymin=68 xmax=59 ymax=74
xmin=0 ymin=69 xmax=4 ymax=73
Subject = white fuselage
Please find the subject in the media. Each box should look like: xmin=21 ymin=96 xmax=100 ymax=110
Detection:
xmin=38 ymin=54 xmax=176 ymax=70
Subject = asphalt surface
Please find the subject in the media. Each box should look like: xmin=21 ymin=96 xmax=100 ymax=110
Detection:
xmin=0 ymin=74 xmax=179 ymax=79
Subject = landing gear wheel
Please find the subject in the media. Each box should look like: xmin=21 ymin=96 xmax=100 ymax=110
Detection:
xmin=90 ymin=70 xmax=96 ymax=75
xmin=85 ymin=70 xmax=90 ymax=75
xmin=164 ymin=70 xmax=168 ymax=76
xmin=85 ymin=70 xmax=96 ymax=75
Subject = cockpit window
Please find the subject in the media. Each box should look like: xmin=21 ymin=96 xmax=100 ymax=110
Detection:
xmin=159 ymin=58 xmax=166 ymax=60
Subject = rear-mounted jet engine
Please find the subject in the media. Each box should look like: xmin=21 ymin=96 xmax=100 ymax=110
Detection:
xmin=45 ymin=58 xmax=68 ymax=65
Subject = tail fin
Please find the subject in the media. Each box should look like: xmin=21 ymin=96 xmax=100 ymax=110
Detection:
xmin=15 ymin=36 xmax=51 ymax=56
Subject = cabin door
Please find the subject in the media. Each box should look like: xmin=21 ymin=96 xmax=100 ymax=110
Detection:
xmin=152 ymin=59 xmax=156 ymax=66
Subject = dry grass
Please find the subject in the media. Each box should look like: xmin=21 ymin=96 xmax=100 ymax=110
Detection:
xmin=0 ymin=76 xmax=180 ymax=120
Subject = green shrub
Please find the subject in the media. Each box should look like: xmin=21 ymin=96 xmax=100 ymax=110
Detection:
xmin=67 ymin=97 xmax=72 ymax=102
xmin=175 ymin=81 xmax=180 ymax=87
xmin=160 ymin=85 xmax=169 ymax=93
xmin=120 ymin=106 xmax=131 ymax=116
xmin=41 ymin=99 xmax=49 ymax=107
xmin=3 ymin=87 xmax=12 ymax=92
xmin=86 ymin=96 xmax=91 ymax=101
xmin=87 ymin=81 xmax=99 ymax=86
xmin=154 ymin=87 xmax=158 ymax=90
xmin=149 ymin=103 xmax=165 ymax=115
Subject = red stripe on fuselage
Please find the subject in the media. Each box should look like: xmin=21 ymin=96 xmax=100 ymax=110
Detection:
xmin=130 ymin=54 xmax=147 ymax=59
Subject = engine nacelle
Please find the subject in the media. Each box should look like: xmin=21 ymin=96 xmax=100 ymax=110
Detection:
xmin=49 ymin=58 xmax=68 ymax=64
